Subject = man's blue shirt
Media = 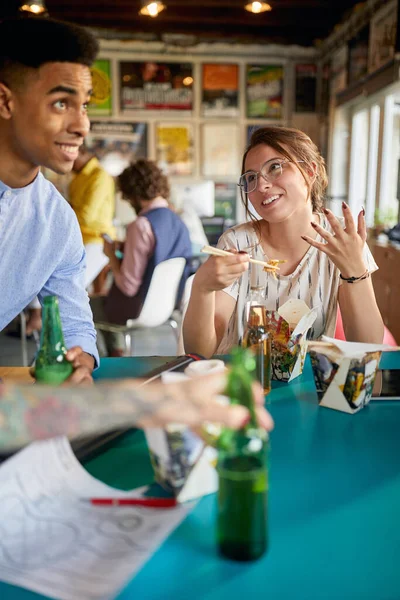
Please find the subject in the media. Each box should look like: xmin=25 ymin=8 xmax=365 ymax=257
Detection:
xmin=0 ymin=172 xmax=99 ymax=365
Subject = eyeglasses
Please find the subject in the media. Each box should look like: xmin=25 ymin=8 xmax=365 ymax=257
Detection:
xmin=238 ymin=158 xmax=305 ymax=194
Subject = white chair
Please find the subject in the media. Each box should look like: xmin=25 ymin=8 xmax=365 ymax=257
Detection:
xmin=177 ymin=273 xmax=195 ymax=355
xmin=95 ymin=257 xmax=186 ymax=356
xmin=19 ymin=311 xmax=40 ymax=367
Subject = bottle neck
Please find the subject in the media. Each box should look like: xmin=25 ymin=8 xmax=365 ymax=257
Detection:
xmin=227 ymin=361 xmax=258 ymax=428
xmin=40 ymin=297 xmax=66 ymax=350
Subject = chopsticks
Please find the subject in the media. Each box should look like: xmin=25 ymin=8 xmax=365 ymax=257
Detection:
xmin=201 ymin=245 xmax=285 ymax=272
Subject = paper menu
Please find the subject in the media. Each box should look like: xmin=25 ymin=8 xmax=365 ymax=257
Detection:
xmin=0 ymin=436 xmax=191 ymax=600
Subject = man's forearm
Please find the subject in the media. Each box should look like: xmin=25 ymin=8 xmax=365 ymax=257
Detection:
xmin=0 ymin=381 xmax=160 ymax=451
xmin=0 ymin=373 xmax=270 ymax=453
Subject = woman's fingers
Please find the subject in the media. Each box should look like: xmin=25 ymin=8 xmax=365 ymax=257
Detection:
xmin=357 ymin=207 xmax=367 ymax=242
xmin=310 ymin=221 xmax=336 ymax=244
xmin=319 ymin=209 xmax=344 ymax=238
xmin=341 ymin=201 xmax=357 ymax=235
xmin=196 ymin=253 xmax=249 ymax=292
xmin=301 ymin=234 xmax=331 ymax=254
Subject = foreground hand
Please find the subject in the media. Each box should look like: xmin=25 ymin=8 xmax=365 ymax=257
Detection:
xmin=64 ymin=347 xmax=94 ymax=385
xmin=302 ymin=204 xmax=367 ymax=278
xmin=134 ymin=371 xmax=274 ymax=432
xmin=194 ymin=250 xmax=249 ymax=294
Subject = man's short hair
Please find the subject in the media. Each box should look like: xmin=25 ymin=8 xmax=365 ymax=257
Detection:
xmin=0 ymin=16 xmax=99 ymax=88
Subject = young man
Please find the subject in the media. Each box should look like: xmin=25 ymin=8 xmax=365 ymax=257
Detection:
xmin=0 ymin=16 xmax=100 ymax=383
xmin=0 ymin=17 xmax=274 ymax=454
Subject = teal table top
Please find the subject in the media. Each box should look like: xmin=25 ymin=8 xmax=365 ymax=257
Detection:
xmin=2 ymin=352 xmax=400 ymax=600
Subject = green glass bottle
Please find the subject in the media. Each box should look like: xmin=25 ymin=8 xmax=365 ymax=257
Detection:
xmin=217 ymin=347 xmax=269 ymax=562
xmin=34 ymin=296 xmax=73 ymax=385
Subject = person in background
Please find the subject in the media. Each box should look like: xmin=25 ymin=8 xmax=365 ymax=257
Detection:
xmin=91 ymin=159 xmax=192 ymax=356
xmin=0 ymin=364 xmax=273 ymax=452
xmin=0 ymin=16 xmax=100 ymax=383
xmin=70 ymin=144 xmax=116 ymax=288
xmin=183 ymin=126 xmax=384 ymax=357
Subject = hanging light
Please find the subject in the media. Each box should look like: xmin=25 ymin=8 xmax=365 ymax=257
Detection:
xmin=139 ymin=1 xmax=166 ymax=17
xmin=244 ymin=1 xmax=272 ymax=14
xmin=19 ymin=0 xmax=47 ymax=14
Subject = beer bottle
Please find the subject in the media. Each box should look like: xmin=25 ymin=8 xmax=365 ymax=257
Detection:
xmin=217 ymin=347 xmax=269 ymax=562
xmin=34 ymin=296 xmax=73 ymax=384
xmin=242 ymin=286 xmax=271 ymax=396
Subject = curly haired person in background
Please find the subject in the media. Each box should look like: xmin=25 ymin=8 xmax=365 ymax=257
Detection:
xmin=90 ymin=159 xmax=192 ymax=356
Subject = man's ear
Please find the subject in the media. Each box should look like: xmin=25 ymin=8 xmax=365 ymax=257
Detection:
xmin=0 ymin=82 xmax=14 ymax=120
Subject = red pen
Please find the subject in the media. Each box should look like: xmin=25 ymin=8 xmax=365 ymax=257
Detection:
xmin=86 ymin=497 xmax=177 ymax=508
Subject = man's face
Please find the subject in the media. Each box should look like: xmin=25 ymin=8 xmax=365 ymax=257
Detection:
xmin=7 ymin=62 xmax=92 ymax=176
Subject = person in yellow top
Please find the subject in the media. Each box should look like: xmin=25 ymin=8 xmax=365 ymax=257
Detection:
xmin=70 ymin=145 xmax=116 ymax=287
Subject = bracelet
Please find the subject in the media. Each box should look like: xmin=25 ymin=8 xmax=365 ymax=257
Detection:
xmin=339 ymin=269 xmax=370 ymax=283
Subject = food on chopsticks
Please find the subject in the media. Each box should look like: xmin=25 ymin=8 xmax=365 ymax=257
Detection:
xmin=201 ymin=245 xmax=286 ymax=277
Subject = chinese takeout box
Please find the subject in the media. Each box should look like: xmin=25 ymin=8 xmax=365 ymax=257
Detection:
xmin=144 ymin=363 xmax=225 ymax=503
xmin=308 ymin=336 xmax=394 ymax=414
xmin=266 ymin=299 xmax=318 ymax=382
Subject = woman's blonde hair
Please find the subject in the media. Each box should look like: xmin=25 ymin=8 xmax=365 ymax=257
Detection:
xmin=241 ymin=126 xmax=328 ymax=223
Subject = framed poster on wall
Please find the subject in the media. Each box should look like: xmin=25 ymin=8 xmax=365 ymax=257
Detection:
xmin=348 ymin=26 xmax=369 ymax=85
xmin=246 ymin=65 xmax=284 ymax=119
xmin=295 ymin=64 xmax=317 ymax=113
xmin=86 ymin=122 xmax=147 ymax=176
xmin=120 ymin=62 xmax=193 ymax=112
xmin=368 ymin=0 xmax=398 ymax=74
xmin=320 ymin=61 xmax=331 ymax=117
xmin=156 ymin=123 xmax=193 ymax=175
xmin=201 ymin=123 xmax=239 ymax=178
xmin=88 ymin=59 xmax=112 ymax=116
xmin=214 ymin=182 xmax=237 ymax=221
xmin=201 ymin=64 xmax=239 ymax=117
xmin=330 ymin=45 xmax=348 ymax=95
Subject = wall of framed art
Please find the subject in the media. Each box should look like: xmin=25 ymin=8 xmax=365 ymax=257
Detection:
xmin=81 ymin=38 xmax=319 ymax=222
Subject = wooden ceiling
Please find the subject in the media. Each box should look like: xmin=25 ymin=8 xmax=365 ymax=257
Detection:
xmin=3 ymin=0 xmax=363 ymax=46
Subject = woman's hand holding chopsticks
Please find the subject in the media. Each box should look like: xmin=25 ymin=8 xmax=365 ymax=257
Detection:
xmin=201 ymin=245 xmax=284 ymax=276
xmin=194 ymin=247 xmax=250 ymax=293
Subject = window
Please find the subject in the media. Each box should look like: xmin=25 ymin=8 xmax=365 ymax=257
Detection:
xmin=379 ymin=93 xmax=400 ymax=225
xmin=348 ymin=108 xmax=369 ymax=216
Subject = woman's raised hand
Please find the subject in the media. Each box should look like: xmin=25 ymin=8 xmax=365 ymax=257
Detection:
xmin=194 ymin=250 xmax=250 ymax=293
xmin=302 ymin=203 xmax=367 ymax=278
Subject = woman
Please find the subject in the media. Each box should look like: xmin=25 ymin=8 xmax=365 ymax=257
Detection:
xmin=183 ymin=126 xmax=383 ymax=358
